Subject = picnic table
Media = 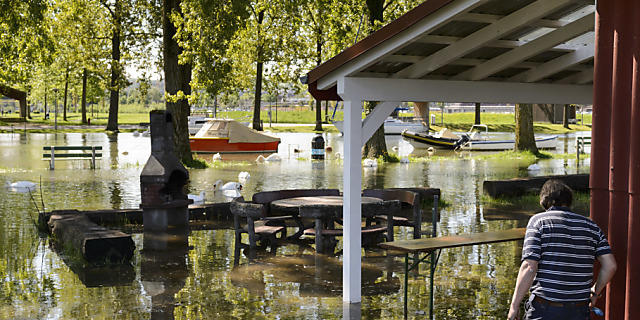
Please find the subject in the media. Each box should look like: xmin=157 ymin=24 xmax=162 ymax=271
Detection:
xmin=271 ymin=196 xmax=389 ymax=252
xmin=380 ymin=228 xmax=526 ymax=317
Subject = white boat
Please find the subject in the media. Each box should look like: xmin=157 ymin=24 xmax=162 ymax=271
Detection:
xmin=189 ymin=116 xmax=250 ymax=135
xmin=332 ymin=117 xmax=427 ymax=135
xmin=402 ymin=124 xmax=558 ymax=151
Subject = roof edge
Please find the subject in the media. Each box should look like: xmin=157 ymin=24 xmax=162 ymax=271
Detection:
xmin=306 ymin=0 xmax=455 ymax=86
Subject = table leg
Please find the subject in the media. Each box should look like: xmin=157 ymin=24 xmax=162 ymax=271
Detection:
xmin=404 ymin=253 xmax=409 ymax=316
xmin=315 ymin=217 xmax=323 ymax=254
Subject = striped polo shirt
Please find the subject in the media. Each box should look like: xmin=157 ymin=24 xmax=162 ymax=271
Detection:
xmin=522 ymin=206 xmax=611 ymax=302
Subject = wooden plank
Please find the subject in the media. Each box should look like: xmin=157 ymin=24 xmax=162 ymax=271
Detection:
xmin=48 ymin=212 xmax=135 ymax=263
xmin=43 ymin=153 xmax=103 ymax=158
xmin=379 ymin=228 xmax=525 ymax=253
xmin=43 ymin=146 xmax=103 ymax=150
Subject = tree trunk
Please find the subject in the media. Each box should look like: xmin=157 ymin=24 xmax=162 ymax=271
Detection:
xmin=44 ymin=87 xmax=48 ymax=117
xmin=252 ymin=60 xmax=263 ymax=131
xmin=563 ymin=104 xmax=570 ymax=129
xmin=63 ymin=69 xmax=69 ymax=121
xmin=81 ymin=69 xmax=87 ymax=124
xmin=252 ymin=10 xmax=265 ymax=131
xmin=163 ymin=0 xmax=192 ymax=163
xmin=362 ymin=101 xmax=389 ymax=159
xmin=362 ymin=1 xmax=387 ymax=159
xmin=314 ymin=100 xmax=322 ymax=131
xmin=314 ymin=37 xmax=322 ymax=131
xmin=514 ymin=103 xmax=538 ymax=153
xmin=107 ymin=1 xmax=121 ymax=132
xmin=536 ymin=104 xmax=555 ymax=123
xmin=474 ymin=102 xmax=481 ymax=124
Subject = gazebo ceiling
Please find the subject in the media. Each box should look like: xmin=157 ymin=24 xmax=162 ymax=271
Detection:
xmin=308 ymin=0 xmax=595 ymax=101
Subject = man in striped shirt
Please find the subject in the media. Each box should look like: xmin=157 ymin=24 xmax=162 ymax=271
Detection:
xmin=508 ymin=179 xmax=617 ymax=320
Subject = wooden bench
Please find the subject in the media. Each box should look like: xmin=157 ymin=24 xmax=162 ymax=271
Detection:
xmin=380 ymin=228 xmax=526 ymax=316
xmin=43 ymin=146 xmax=102 ymax=169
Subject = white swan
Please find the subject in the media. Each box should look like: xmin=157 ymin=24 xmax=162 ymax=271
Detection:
xmin=132 ymin=131 xmax=140 ymax=137
xmin=221 ymin=182 xmax=243 ymax=198
xmin=334 ymin=152 xmax=342 ymax=160
xmin=265 ymin=153 xmax=281 ymax=162
xmin=212 ymin=153 xmax=222 ymax=161
xmin=256 ymin=155 xmax=266 ymax=163
xmin=400 ymin=157 xmax=410 ymax=164
xmin=7 ymin=181 xmax=37 ymax=192
xmin=238 ymin=171 xmax=250 ymax=183
xmin=141 ymin=130 xmax=150 ymax=137
xmin=527 ymin=163 xmax=541 ymax=171
xmin=427 ymin=147 xmax=435 ymax=156
xmin=392 ymin=146 xmax=399 ymax=152
xmin=188 ymin=191 xmax=205 ymax=204
xmin=363 ymin=158 xmax=378 ymax=168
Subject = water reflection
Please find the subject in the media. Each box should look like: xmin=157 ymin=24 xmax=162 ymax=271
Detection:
xmin=0 ymin=131 xmax=591 ymax=319
xmin=142 ymin=230 xmax=189 ymax=319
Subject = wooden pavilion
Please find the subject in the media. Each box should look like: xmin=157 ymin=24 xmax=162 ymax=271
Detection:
xmin=306 ymin=0 xmax=639 ymax=319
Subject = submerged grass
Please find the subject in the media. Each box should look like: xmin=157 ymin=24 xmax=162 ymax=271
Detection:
xmin=408 ymin=150 xmax=560 ymax=162
xmin=183 ymin=158 xmax=209 ymax=169
xmin=482 ymin=192 xmax=590 ymax=213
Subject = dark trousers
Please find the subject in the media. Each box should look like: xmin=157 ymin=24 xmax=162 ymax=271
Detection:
xmin=524 ymin=295 xmax=590 ymax=320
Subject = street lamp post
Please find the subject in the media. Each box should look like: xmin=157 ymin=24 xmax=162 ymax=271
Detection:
xmin=53 ymin=88 xmax=59 ymax=131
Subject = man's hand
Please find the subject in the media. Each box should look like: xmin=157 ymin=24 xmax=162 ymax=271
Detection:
xmin=507 ymin=304 xmax=520 ymax=320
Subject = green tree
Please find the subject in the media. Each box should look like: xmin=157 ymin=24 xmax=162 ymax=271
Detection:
xmin=171 ymin=0 xmax=249 ymax=162
xmin=357 ymin=0 xmax=422 ymax=159
xmin=0 ymin=0 xmax=51 ymax=118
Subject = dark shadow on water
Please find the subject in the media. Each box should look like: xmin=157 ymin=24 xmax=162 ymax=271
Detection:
xmin=141 ymin=229 xmax=189 ymax=319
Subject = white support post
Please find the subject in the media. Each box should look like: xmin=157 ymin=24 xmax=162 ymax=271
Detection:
xmin=342 ymin=99 xmax=362 ymax=304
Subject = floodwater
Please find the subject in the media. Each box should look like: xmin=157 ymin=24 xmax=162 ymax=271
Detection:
xmin=0 ymin=131 xmax=591 ymax=319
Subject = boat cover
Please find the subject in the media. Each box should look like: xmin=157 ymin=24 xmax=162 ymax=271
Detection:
xmin=194 ymin=119 xmax=280 ymax=143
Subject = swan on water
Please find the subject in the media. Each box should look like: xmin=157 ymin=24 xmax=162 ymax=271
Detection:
xmin=238 ymin=172 xmax=250 ymax=182
xmin=527 ymin=163 xmax=541 ymax=171
xmin=7 ymin=181 xmax=37 ymax=192
xmin=188 ymin=191 xmax=205 ymax=204
xmin=212 ymin=153 xmax=222 ymax=161
xmin=363 ymin=158 xmax=378 ymax=168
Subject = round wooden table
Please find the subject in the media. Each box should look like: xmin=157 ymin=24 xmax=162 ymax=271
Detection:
xmin=271 ymin=196 xmax=386 ymax=253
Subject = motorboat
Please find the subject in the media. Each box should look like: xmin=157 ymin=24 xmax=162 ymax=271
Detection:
xmin=332 ymin=117 xmax=427 ymax=135
xmin=401 ymin=124 xmax=557 ymax=151
xmin=189 ymin=119 xmax=280 ymax=153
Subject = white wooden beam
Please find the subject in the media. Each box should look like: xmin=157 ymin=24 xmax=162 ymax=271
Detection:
xmin=361 ymin=101 xmax=400 ymax=146
xmin=510 ymin=42 xmax=594 ymax=82
xmin=316 ymin=0 xmax=487 ymax=90
xmin=416 ymin=34 xmax=584 ymax=52
xmin=340 ymin=77 xmax=593 ymax=104
xmin=456 ymin=12 xmax=568 ymax=28
xmin=454 ymin=13 xmax=594 ymax=81
xmin=393 ymin=0 xmax=576 ymax=79
xmin=555 ymin=68 xmax=594 ymax=84
xmin=341 ymin=99 xmax=362 ymax=304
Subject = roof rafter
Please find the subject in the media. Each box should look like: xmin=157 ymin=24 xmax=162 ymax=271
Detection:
xmin=393 ymin=0 xmax=576 ymax=79
xmin=509 ymin=42 xmax=594 ymax=82
xmin=455 ymin=12 xmax=567 ymax=28
xmin=453 ymin=12 xmax=594 ymax=81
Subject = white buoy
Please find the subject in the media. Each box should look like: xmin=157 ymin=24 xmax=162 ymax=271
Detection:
xmin=363 ymin=158 xmax=378 ymax=168
xmin=188 ymin=191 xmax=205 ymax=204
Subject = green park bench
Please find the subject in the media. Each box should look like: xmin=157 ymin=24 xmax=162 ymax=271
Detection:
xmin=576 ymin=136 xmax=591 ymax=163
xmin=42 ymin=146 xmax=102 ymax=170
